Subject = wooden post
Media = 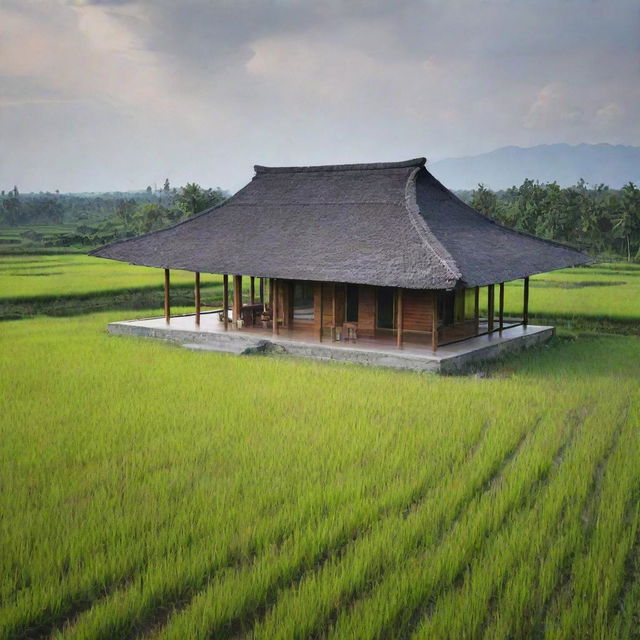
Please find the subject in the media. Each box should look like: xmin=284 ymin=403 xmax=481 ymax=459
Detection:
xmin=194 ymin=271 xmax=201 ymax=327
xmin=332 ymin=283 xmax=337 ymax=340
xmin=499 ymin=282 xmax=505 ymax=332
xmin=286 ymin=281 xmax=294 ymax=328
xmin=273 ymin=279 xmax=279 ymax=336
xmin=432 ymin=291 xmax=439 ymax=352
xmin=232 ymin=275 xmax=242 ymax=326
xmin=163 ymin=268 xmax=170 ymax=324
xmin=222 ymin=274 xmax=229 ymax=331
xmin=487 ymin=284 xmax=495 ymax=332
xmin=523 ymin=276 xmax=530 ymax=326
xmin=396 ymin=288 xmax=403 ymax=348
xmin=250 ymin=276 xmax=255 ymax=305
xmin=318 ymin=282 xmax=324 ymax=342
xmin=259 ymin=278 xmax=264 ymax=304
xmin=474 ymin=286 xmax=480 ymax=334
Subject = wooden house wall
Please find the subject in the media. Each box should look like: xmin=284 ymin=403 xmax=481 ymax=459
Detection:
xmin=402 ymin=289 xmax=435 ymax=333
xmin=358 ymin=285 xmax=376 ymax=337
xmin=308 ymin=282 xmax=437 ymax=338
xmin=316 ymin=284 xmax=345 ymax=337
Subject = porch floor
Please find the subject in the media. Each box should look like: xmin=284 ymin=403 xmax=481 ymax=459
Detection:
xmin=107 ymin=312 xmax=554 ymax=373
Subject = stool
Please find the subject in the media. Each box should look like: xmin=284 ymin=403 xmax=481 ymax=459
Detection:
xmin=343 ymin=322 xmax=358 ymax=343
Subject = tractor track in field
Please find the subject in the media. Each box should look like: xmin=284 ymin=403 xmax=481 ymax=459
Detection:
xmin=72 ymin=423 xmax=492 ymax=640
xmin=199 ymin=417 xmax=540 ymax=640
xmin=12 ymin=475 xmax=366 ymax=640
xmin=466 ymin=404 xmax=598 ymax=640
xmin=527 ymin=402 xmax=630 ymax=639
xmin=613 ymin=501 xmax=640 ymax=637
xmin=131 ymin=420 xmax=507 ymax=640
xmin=11 ymin=574 xmax=133 ymax=640
xmin=12 ymin=505 xmax=292 ymax=640
xmin=390 ymin=408 xmax=586 ymax=640
xmin=470 ymin=403 xmax=625 ymax=640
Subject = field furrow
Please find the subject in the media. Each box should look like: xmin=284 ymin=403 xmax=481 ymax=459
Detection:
xmin=1 ymin=270 xmax=640 ymax=640
xmin=50 ymin=406 xmax=492 ymax=640
xmin=410 ymin=396 xmax=634 ymax=640
xmin=544 ymin=398 xmax=640 ymax=640
xmin=324 ymin=395 xmax=601 ymax=640
xmin=149 ymin=412 xmax=539 ymax=640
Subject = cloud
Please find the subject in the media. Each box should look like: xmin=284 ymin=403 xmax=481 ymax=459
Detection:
xmin=1 ymin=0 xmax=639 ymax=192
xmin=524 ymin=83 xmax=584 ymax=129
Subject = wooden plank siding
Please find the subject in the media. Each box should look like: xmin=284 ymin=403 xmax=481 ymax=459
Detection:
xmin=294 ymin=280 xmax=482 ymax=346
xmin=311 ymin=281 xmax=438 ymax=339
xmin=358 ymin=285 xmax=376 ymax=337
xmin=402 ymin=289 xmax=435 ymax=333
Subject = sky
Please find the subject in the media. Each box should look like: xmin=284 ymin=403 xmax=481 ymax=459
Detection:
xmin=0 ymin=0 xmax=639 ymax=193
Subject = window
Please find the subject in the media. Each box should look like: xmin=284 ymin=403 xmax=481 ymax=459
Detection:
xmin=293 ymin=282 xmax=314 ymax=321
xmin=346 ymin=284 xmax=359 ymax=322
xmin=438 ymin=291 xmax=456 ymax=326
xmin=376 ymin=288 xmax=395 ymax=329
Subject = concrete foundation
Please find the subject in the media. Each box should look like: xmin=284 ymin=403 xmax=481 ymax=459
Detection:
xmin=106 ymin=313 xmax=554 ymax=373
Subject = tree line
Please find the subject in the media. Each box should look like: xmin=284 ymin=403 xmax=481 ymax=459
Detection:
xmin=461 ymin=179 xmax=640 ymax=261
xmin=3 ymin=177 xmax=639 ymax=260
xmin=0 ymin=181 xmax=228 ymax=248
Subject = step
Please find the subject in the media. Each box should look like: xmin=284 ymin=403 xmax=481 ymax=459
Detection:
xmin=182 ymin=339 xmax=270 ymax=356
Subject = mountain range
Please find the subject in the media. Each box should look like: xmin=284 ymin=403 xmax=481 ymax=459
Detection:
xmin=429 ymin=143 xmax=640 ymax=191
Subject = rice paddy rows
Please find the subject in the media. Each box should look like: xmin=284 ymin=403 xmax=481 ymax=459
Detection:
xmin=1 ymin=307 xmax=640 ymax=637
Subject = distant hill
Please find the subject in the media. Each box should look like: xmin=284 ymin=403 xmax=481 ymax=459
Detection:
xmin=429 ymin=143 xmax=640 ymax=190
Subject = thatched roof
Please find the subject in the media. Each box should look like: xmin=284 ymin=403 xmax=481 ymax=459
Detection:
xmin=90 ymin=158 xmax=591 ymax=289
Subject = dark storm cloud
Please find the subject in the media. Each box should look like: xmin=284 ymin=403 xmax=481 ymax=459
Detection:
xmin=0 ymin=0 xmax=638 ymax=192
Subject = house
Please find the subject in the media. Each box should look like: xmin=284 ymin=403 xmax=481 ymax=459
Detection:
xmin=90 ymin=158 xmax=591 ymax=371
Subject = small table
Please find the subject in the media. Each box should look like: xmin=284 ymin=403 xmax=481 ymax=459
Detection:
xmin=240 ymin=303 xmax=264 ymax=327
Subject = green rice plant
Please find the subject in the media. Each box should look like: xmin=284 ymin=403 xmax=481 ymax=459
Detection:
xmin=0 ymin=309 xmax=639 ymax=639
xmin=410 ymin=396 xmax=631 ymax=639
xmin=0 ymin=255 xmax=221 ymax=301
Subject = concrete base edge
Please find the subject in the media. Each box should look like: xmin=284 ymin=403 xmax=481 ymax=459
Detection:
xmin=107 ymin=322 xmax=554 ymax=374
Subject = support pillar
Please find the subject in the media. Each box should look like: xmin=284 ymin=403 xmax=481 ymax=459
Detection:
xmin=487 ymin=284 xmax=495 ymax=332
xmin=273 ymin=279 xmax=279 ymax=336
xmin=432 ymin=292 xmax=439 ymax=352
xmin=396 ymin=288 xmax=403 ymax=348
xmin=163 ymin=268 xmax=170 ymax=324
xmin=194 ymin=271 xmax=201 ymax=327
xmin=222 ymin=274 xmax=229 ymax=331
xmin=232 ymin=275 xmax=242 ymax=327
xmin=259 ymin=278 xmax=264 ymax=304
xmin=523 ymin=276 xmax=530 ymax=326
xmin=318 ymin=282 xmax=324 ymax=342
xmin=474 ymin=286 xmax=480 ymax=334
xmin=499 ymin=282 xmax=505 ymax=332
xmin=332 ymin=283 xmax=337 ymax=340
xmin=250 ymin=276 xmax=255 ymax=304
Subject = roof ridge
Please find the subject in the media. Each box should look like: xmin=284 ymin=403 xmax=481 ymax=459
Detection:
xmin=254 ymin=158 xmax=426 ymax=174
xmin=404 ymin=167 xmax=462 ymax=286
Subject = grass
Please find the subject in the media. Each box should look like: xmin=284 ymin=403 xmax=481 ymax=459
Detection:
xmin=0 ymin=255 xmax=222 ymax=300
xmin=0 ymin=255 xmax=227 ymax=320
xmin=501 ymin=263 xmax=640 ymax=324
xmin=0 ymin=224 xmax=89 ymax=255
xmin=1 ymin=313 xmax=639 ymax=639
xmin=1 ymin=256 xmax=640 ymax=638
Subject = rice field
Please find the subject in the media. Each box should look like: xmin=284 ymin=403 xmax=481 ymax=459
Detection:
xmin=1 ymin=255 xmax=640 ymax=638
xmin=501 ymin=263 xmax=640 ymax=323
xmin=2 ymin=255 xmax=639 ymax=324
xmin=1 ymin=308 xmax=640 ymax=639
xmin=0 ymin=255 xmax=221 ymax=300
